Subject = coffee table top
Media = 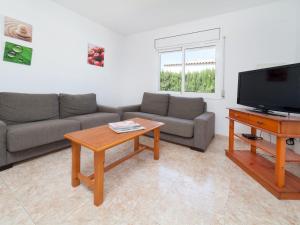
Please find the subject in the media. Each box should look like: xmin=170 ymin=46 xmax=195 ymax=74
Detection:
xmin=64 ymin=118 xmax=164 ymax=152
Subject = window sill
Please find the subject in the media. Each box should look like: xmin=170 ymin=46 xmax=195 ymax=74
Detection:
xmin=157 ymin=90 xmax=225 ymax=100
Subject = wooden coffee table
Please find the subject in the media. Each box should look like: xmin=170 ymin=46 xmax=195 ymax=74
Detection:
xmin=64 ymin=118 xmax=164 ymax=206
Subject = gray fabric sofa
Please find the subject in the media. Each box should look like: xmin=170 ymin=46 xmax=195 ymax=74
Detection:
xmin=0 ymin=92 xmax=120 ymax=170
xmin=120 ymin=92 xmax=215 ymax=152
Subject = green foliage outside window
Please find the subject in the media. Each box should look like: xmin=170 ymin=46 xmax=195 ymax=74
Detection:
xmin=185 ymin=69 xmax=215 ymax=93
xmin=160 ymin=68 xmax=215 ymax=93
xmin=160 ymin=71 xmax=181 ymax=92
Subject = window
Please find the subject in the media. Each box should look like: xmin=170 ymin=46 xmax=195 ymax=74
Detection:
xmin=184 ymin=46 xmax=216 ymax=93
xmin=160 ymin=51 xmax=182 ymax=92
xmin=159 ymin=42 xmax=223 ymax=98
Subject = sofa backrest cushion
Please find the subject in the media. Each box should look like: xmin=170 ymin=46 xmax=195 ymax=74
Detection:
xmin=167 ymin=96 xmax=205 ymax=120
xmin=0 ymin=92 xmax=59 ymax=125
xmin=140 ymin=92 xmax=169 ymax=116
xmin=60 ymin=93 xmax=97 ymax=118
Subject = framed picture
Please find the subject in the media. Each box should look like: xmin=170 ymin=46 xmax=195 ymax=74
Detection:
xmin=3 ymin=42 xmax=33 ymax=65
xmin=4 ymin=17 xmax=32 ymax=42
xmin=88 ymin=44 xmax=104 ymax=67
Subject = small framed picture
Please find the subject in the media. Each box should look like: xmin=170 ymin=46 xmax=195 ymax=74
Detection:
xmin=3 ymin=42 xmax=33 ymax=65
xmin=88 ymin=44 xmax=104 ymax=67
xmin=4 ymin=16 xmax=33 ymax=42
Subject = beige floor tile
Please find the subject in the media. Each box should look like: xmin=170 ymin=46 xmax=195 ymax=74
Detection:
xmin=0 ymin=136 xmax=299 ymax=225
xmin=0 ymin=176 xmax=35 ymax=225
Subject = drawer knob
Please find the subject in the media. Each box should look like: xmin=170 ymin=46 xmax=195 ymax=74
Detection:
xmin=257 ymin=121 xmax=264 ymax=125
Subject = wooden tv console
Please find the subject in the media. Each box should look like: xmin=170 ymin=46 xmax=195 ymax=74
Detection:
xmin=226 ymin=108 xmax=300 ymax=199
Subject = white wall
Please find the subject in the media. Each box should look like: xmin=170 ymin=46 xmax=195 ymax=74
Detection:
xmin=0 ymin=0 xmax=123 ymax=106
xmin=119 ymin=0 xmax=299 ymax=135
xmin=0 ymin=0 xmax=299 ymax=136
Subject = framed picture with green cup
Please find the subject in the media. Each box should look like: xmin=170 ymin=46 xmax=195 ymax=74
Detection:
xmin=3 ymin=42 xmax=33 ymax=65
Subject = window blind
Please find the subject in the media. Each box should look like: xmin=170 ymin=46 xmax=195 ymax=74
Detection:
xmin=154 ymin=28 xmax=220 ymax=50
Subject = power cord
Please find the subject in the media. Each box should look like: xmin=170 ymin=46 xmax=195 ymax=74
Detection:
xmin=286 ymin=113 xmax=295 ymax=145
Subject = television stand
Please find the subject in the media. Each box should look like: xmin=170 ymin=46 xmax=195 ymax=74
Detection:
xmin=226 ymin=108 xmax=300 ymax=199
xmin=248 ymin=108 xmax=286 ymax=117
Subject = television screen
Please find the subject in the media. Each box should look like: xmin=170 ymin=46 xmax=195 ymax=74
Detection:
xmin=237 ymin=63 xmax=300 ymax=114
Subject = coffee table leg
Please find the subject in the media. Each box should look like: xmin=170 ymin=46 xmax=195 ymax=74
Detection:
xmin=153 ymin=128 xmax=160 ymax=160
xmin=71 ymin=142 xmax=81 ymax=187
xmin=134 ymin=137 xmax=139 ymax=151
xmin=94 ymin=151 xmax=105 ymax=206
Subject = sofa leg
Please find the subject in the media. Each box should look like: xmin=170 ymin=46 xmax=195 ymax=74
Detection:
xmin=190 ymin=147 xmax=205 ymax=153
xmin=0 ymin=164 xmax=13 ymax=171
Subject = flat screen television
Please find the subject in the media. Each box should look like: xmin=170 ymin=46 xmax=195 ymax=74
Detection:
xmin=237 ymin=63 xmax=300 ymax=115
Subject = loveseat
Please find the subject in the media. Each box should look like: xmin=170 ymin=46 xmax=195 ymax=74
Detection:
xmin=0 ymin=92 xmax=120 ymax=170
xmin=120 ymin=92 xmax=215 ymax=152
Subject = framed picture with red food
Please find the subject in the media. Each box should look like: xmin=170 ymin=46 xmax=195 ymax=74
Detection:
xmin=88 ymin=44 xmax=104 ymax=67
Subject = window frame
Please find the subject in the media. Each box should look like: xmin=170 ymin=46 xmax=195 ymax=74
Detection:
xmin=158 ymin=48 xmax=183 ymax=94
xmin=158 ymin=41 xmax=224 ymax=99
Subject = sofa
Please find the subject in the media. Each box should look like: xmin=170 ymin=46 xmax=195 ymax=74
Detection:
xmin=120 ymin=92 xmax=215 ymax=152
xmin=0 ymin=92 xmax=120 ymax=170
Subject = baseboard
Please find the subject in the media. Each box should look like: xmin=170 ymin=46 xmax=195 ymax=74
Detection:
xmin=0 ymin=164 xmax=13 ymax=171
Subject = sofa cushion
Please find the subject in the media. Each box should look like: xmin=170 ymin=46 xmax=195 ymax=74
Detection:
xmin=67 ymin=112 xmax=120 ymax=129
xmin=60 ymin=93 xmax=97 ymax=118
xmin=7 ymin=119 xmax=80 ymax=152
xmin=167 ymin=96 xmax=205 ymax=120
xmin=153 ymin=116 xmax=194 ymax=138
xmin=140 ymin=92 xmax=169 ymax=116
xmin=123 ymin=112 xmax=158 ymax=121
xmin=0 ymin=92 xmax=59 ymax=125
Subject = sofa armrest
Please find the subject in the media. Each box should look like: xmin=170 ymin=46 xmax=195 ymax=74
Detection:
xmin=193 ymin=112 xmax=215 ymax=151
xmin=0 ymin=120 xmax=7 ymax=167
xmin=98 ymin=105 xmax=121 ymax=114
xmin=119 ymin=104 xmax=141 ymax=112
xmin=118 ymin=104 xmax=141 ymax=120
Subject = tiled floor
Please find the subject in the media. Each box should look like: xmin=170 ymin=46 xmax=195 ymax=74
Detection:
xmin=0 ymin=136 xmax=300 ymax=225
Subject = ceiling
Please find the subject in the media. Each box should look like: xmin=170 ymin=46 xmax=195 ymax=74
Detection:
xmin=52 ymin=0 xmax=278 ymax=35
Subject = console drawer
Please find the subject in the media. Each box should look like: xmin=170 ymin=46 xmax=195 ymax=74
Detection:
xmin=249 ymin=115 xmax=279 ymax=133
xmin=229 ymin=110 xmax=249 ymax=123
xmin=229 ymin=110 xmax=279 ymax=133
